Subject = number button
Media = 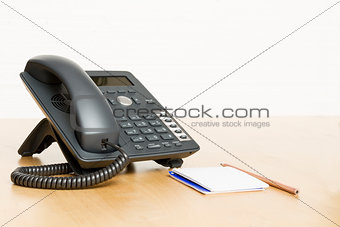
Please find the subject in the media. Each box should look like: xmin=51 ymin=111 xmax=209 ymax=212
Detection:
xmin=125 ymin=129 xmax=139 ymax=135
xmin=140 ymin=128 xmax=153 ymax=134
xmin=107 ymin=98 xmax=116 ymax=105
xmin=128 ymin=115 xmax=142 ymax=121
xmin=131 ymin=97 xmax=141 ymax=105
xmin=131 ymin=136 xmax=145 ymax=143
xmin=116 ymin=116 xmax=128 ymax=121
xmin=149 ymin=120 xmax=162 ymax=127
xmin=134 ymin=144 xmax=144 ymax=150
xmin=146 ymin=99 xmax=154 ymax=104
xmin=155 ymin=127 xmax=167 ymax=133
xmin=120 ymin=122 xmax=133 ymax=128
xmin=160 ymin=134 xmax=174 ymax=140
xmin=146 ymin=135 xmax=159 ymax=141
xmin=135 ymin=121 xmax=148 ymax=127
xmin=143 ymin=114 xmax=157 ymax=120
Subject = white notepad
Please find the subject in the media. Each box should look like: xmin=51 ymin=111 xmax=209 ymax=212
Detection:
xmin=169 ymin=167 xmax=269 ymax=194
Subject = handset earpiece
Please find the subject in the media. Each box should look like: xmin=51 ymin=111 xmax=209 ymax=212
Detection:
xmin=25 ymin=55 xmax=119 ymax=152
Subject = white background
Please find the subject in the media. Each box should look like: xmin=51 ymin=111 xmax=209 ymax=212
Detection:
xmin=0 ymin=0 xmax=340 ymax=118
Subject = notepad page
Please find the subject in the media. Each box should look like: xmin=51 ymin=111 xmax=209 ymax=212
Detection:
xmin=172 ymin=167 xmax=268 ymax=192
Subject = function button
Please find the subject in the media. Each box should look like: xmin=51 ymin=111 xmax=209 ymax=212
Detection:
xmin=164 ymin=118 xmax=172 ymax=122
xmin=159 ymin=112 xmax=167 ymax=117
xmin=134 ymin=144 xmax=144 ymax=150
xmin=146 ymin=135 xmax=160 ymax=141
xmin=116 ymin=116 xmax=128 ymax=121
xmin=134 ymin=121 xmax=148 ymax=127
xmin=160 ymin=134 xmax=175 ymax=140
xmin=169 ymin=123 xmax=177 ymax=128
xmin=125 ymin=129 xmax=139 ymax=135
xmin=131 ymin=97 xmax=141 ymax=105
xmin=117 ymin=90 xmax=126 ymax=93
xmin=117 ymin=96 xmax=133 ymax=106
xmin=149 ymin=120 xmax=162 ymax=127
xmin=107 ymin=98 xmax=117 ymax=105
xmin=174 ymin=129 xmax=182 ymax=133
xmin=146 ymin=99 xmax=155 ymax=104
xmin=107 ymin=90 xmax=116 ymax=94
xmin=163 ymin=143 xmax=172 ymax=147
xmin=143 ymin=114 xmax=157 ymax=120
xmin=155 ymin=127 xmax=167 ymax=133
xmin=140 ymin=128 xmax=153 ymax=134
xmin=147 ymin=144 xmax=161 ymax=149
xmin=130 ymin=136 xmax=145 ymax=143
xmin=128 ymin=115 xmax=142 ymax=121
xmin=180 ymin=135 xmax=187 ymax=139
xmin=120 ymin=122 xmax=133 ymax=128
xmin=175 ymin=142 xmax=182 ymax=147
xmin=128 ymin=90 xmax=136 ymax=93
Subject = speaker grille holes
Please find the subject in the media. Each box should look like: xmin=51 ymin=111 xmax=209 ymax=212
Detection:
xmin=51 ymin=94 xmax=70 ymax=113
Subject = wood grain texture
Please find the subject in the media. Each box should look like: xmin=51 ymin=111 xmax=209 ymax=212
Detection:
xmin=0 ymin=117 xmax=340 ymax=227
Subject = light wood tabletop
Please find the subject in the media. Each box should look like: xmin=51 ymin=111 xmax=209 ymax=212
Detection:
xmin=1 ymin=117 xmax=340 ymax=227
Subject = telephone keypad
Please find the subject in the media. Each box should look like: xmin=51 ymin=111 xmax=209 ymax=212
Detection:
xmin=107 ymin=91 xmax=192 ymax=152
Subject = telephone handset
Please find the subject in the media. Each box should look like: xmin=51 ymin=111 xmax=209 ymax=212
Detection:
xmin=11 ymin=55 xmax=199 ymax=189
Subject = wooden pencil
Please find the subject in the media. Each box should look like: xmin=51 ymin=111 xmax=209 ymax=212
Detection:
xmin=220 ymin=163 xmax=299 ymax=195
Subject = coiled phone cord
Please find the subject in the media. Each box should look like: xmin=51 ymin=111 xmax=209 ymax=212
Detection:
xmin=10 ymin=142 xmax=130 ymax=189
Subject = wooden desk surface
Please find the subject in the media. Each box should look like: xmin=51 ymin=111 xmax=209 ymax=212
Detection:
xmin=1 ymin=118 xmax=340 ymax=227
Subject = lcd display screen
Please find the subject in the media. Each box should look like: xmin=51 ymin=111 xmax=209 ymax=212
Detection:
xmin=90 ymin=76 xmax=134 ymax=86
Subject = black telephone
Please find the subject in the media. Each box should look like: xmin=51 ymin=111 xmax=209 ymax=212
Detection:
xmin=11 ymin=55 xmax=199 ymax=189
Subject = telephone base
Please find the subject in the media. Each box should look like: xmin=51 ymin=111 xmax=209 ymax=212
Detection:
xmin=18 ymin=118 xmax=184 ymax=174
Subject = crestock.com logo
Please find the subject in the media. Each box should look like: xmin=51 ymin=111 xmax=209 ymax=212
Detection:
xmin=109 ymin=105 xmax=270 ymax=130
xmin=68 ymin=96 xmax=271 ymax=131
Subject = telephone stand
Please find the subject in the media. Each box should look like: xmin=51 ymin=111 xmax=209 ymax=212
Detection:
xmin=18 ymin=118 xmax=87 ymax=174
